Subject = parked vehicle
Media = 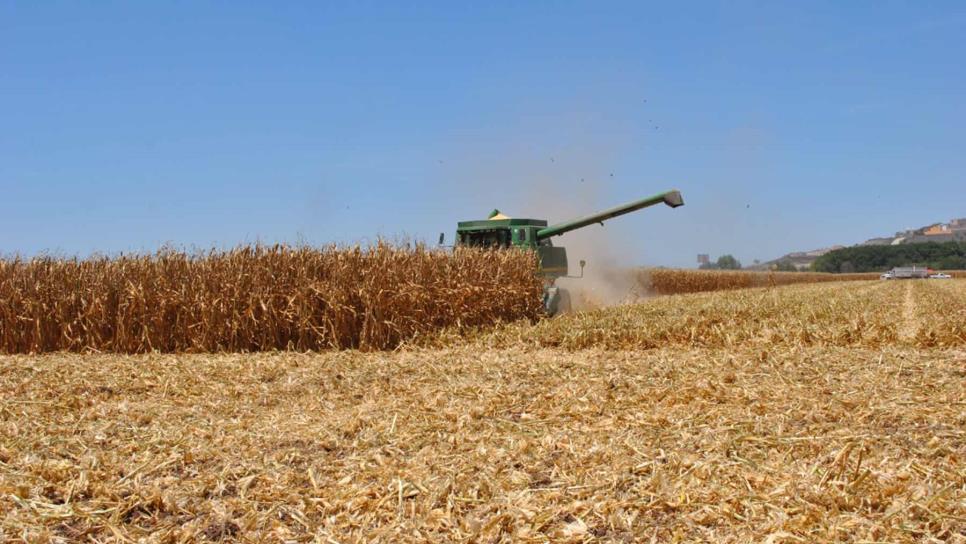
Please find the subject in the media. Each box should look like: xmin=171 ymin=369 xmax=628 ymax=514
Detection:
xmin=880 ymin=272 xmax=894 ymax=280
xmin=929 ymin=273 xmax=952 ymax=279
xmin=889 ymin=266 xmax=930 ymax=279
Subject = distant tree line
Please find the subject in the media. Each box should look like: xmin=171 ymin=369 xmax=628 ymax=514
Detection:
xmin=811 ymin=241 xmax=966 ymax=273
xmin=699 ymin=254 xmax=742 ymax=270
xmin=772 ymin=259 xmax=801 ymax=272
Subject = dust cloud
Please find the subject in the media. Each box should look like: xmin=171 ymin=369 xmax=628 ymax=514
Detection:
xmin=554 ymin=242 xmax=652 ymax=312
xmin=514 ymin=151 xmax=665 ymax=311
xmin=549 ymin=202 xmax=656 ymax=312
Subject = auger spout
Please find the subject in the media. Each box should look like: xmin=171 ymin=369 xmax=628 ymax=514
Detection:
xmin=535 ymin=189 xmax=683 ymax=240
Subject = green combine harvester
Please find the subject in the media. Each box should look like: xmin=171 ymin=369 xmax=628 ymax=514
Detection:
xmin=448 ymin=189 xmax=684 ymax=314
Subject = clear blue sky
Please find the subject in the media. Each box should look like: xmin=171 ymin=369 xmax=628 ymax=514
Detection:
xmin=2 ymin=2 xmax=964 ymax=267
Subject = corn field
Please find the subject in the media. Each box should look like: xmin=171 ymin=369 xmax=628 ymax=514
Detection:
xmin=2 ymin=245 xmax=955 ymax=354
xmin=641 ymin=268 xmax=879 ymax=295
xmin=0 ymin=244 xmax=543 ymax=353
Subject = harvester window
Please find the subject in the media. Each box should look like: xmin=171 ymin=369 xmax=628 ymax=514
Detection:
xmin=462 ymin=230 xmax=509 ymax=248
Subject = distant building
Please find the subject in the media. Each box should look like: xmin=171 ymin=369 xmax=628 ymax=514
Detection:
xmin=906 ymin=218 xmax=966 ymax=239
xmin=861 ymin=217 xmax=966 ymax=246
xmin=697 ymin=254 xmax=710 ymax=266
xmin=924 ymin=224 xmax=951 ymax=236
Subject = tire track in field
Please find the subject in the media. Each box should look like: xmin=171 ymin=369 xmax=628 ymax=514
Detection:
xmin=899 ymin=282 xmax=919 ymax=343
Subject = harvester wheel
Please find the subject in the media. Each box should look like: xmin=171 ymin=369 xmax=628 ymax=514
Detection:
xmin=556 ymin=288 xmax=572 ymax=315
xmin=545 ymin=286 xmax=572 ymax=316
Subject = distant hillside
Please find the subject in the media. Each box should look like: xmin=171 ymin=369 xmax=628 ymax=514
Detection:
xmin=753 ymin=246 xmax=844 ymax=271
xmin=860 ymin=216 xmax=966 ymax=246
xmin=758 ymin=216 xmax=966 ymax=271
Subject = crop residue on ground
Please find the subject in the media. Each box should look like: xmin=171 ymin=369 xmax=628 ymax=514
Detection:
xmin=2 ymin=280 xmax=963 ymax=542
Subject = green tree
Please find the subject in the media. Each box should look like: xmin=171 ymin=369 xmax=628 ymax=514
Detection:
xmin=716 ymin=254 xmax=742 ymax=270
xmin=812 ymin=241 xmax=966 ymax=273
xmin=936 ymin=255 xmax=966 ymax=270
xmin=773 ymin=259 xmax=797 ymax=272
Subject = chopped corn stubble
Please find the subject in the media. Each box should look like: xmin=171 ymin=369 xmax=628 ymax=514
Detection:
xmin=2 ymin=280 xmax=964 ymax=542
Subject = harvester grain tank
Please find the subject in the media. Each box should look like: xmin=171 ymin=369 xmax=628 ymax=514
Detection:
xmin=450 ymin=189 xmax=684 ymax=314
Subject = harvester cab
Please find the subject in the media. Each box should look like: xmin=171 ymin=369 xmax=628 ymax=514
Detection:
xmin=452 ymin=189 xmax=684 ymax=315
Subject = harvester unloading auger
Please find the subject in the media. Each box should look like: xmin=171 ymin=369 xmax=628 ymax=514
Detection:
xmin=446 ymin=189 xmax=684 ymax=314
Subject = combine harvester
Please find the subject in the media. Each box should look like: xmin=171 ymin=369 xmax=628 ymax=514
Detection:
xmin=445 ymin=189 xmax=684 ymax=314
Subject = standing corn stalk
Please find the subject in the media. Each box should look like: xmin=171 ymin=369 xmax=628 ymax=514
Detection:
xmin=0 ymin=243 xmax=543 ymax=353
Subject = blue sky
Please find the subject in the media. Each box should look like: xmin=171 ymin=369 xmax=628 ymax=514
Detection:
xmin=2 ymin=1 xmax=964 ymax=267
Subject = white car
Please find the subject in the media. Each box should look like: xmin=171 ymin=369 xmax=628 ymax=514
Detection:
xmin=880 ymin=272 xmax=894 ymax=280
xmin=929 ymin=273 xmax=952 ymax=279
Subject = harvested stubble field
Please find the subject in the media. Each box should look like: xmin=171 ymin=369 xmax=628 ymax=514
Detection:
xmin=2 ymin=280 xmax=964 ymax=543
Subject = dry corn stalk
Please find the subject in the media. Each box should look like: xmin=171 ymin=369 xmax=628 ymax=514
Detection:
xmin=0 ymin=243 xmax=543 ymax=353
xmin=641 ymin=268 xmax=880 ymax=295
